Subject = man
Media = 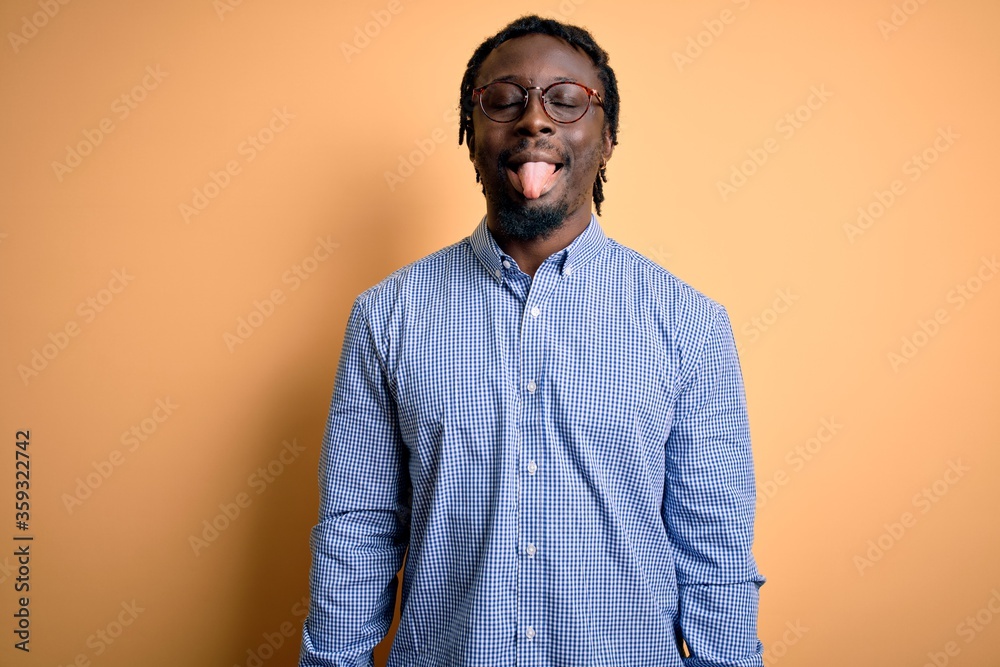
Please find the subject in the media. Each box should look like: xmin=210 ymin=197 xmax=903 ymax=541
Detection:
xmin=301 ymin=15 xmax=765 ymax=667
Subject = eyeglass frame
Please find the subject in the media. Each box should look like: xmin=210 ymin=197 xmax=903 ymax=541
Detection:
xmin=472 ymin=80 xmax=605 ymax=124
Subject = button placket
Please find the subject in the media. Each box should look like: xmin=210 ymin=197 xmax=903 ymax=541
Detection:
xmin=517 ymin=263 xmax=559 ymax=657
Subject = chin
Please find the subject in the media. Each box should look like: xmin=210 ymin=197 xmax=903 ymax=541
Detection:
xmin=489 ymin=189 xmax=569 ymax=241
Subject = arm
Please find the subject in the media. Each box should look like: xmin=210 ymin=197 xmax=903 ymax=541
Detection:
xmin=664 ymin=305 xmax=765 ymax=667
xmin=300 ymin=296 xmax=410 ymax=667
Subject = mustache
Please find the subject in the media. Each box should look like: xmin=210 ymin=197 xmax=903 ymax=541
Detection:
xmin=497 ymin=138 xmax=570 ymax=169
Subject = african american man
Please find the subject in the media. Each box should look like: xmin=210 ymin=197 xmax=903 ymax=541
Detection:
xmin=301 ymin=14 xmax=766 ymax=667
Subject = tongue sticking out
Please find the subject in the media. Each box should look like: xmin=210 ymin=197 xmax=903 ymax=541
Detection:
xmin=516 ymin=162 xmax=557 ymax=199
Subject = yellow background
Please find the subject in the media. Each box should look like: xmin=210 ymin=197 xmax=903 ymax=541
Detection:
xmin=2 ymin=1 xmax=999 ymax=665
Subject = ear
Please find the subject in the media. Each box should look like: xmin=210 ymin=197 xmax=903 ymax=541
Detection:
xmin=601 ymin=123 xmax=614 ymax=164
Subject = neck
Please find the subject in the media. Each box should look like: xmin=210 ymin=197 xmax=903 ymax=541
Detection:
xmin=486 ymin=206 xmax=592 ymax=278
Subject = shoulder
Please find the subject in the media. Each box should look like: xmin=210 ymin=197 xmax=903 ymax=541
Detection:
xmin=602 ymin=238 xmax=728 ymax=333
xmin=352 ymin=239 xmax=472 ymax=320
xmin=341 ymin=240 xmax=472 ymax=369
xmin=601 ymin=239 xmax=739 ymax=390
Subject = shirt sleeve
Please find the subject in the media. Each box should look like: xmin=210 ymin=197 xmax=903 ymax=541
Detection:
xmin=300 ymin=296 xmax=410 ymax=667
xmin=663 ymin=305 xmax=766 ymax=667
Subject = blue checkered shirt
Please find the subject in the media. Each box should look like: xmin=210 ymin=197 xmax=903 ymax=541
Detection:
xmin=301 ymin=215 xmax=765 ymax=666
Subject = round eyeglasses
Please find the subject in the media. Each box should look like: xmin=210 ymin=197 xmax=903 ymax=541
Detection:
xmin=472 ymin=81 xmax=604 ymax=124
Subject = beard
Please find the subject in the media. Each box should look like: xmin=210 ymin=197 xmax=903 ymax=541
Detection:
xmin=489 ymin=190 xmax=569 ymax=241
xmin=483 ymin=139 xmax=571 ymax=242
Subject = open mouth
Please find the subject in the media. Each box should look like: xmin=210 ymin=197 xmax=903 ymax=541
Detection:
xmin=507 ymin=161 xmax=564 ymax=200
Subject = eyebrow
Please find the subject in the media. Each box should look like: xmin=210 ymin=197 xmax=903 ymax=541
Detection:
xmin=487 ymin=74 xmax=579 ymax=85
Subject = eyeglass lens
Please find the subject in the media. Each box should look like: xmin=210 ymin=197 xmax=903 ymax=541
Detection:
xmin=479 ymin=82 xmax=593 ymax=123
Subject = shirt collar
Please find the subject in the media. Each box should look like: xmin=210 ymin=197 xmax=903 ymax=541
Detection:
xmin=468 ymin=214 xmax=608 ymax=284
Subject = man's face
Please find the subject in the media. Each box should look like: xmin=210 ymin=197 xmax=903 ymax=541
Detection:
xmin=470 ymin=33 xmax=613 ymax=241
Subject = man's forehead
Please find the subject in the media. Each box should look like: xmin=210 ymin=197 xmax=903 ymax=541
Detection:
xmin=476 ymin=33 xmax=600 ymax=87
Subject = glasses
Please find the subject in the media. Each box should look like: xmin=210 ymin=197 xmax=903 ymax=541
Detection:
xmin=472 ymin=81 xmax=604 ymax=124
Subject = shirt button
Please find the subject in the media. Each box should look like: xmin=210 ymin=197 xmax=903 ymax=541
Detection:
xmin=527 ymin=460 xmax=538 ymax=475
xmin=530 ymin=306 xmax=540 ymax=318
xmin=494 ymin=269 xmax=502 ymax=279
xmin=525 ymin=626 xmax=536 ymax=640
xmin=526 ymin=543 xmax=537 ymax=557
xmin=564 ymin=265 xmax=573 ymax=276
xmin=526 ymin=380 xmax=537 ymax=393
xmin=503 ymin=260 xmax=511 ymax=268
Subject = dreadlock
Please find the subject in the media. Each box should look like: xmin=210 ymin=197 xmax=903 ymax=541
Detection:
xmin=458 ymin=15 xmax=620 ymax=215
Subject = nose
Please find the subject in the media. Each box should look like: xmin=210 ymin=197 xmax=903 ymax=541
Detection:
xmin=515 ymin=87 xmax=554 ymax=136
